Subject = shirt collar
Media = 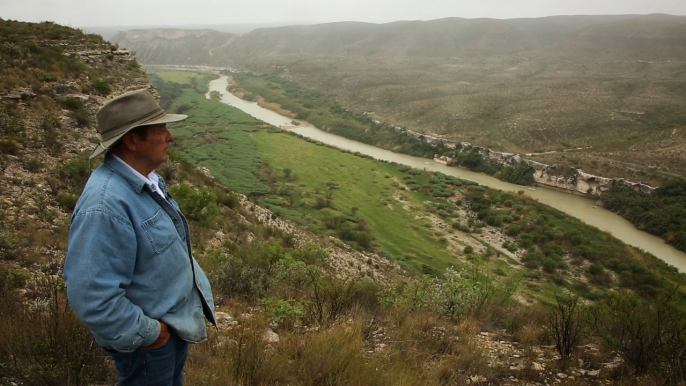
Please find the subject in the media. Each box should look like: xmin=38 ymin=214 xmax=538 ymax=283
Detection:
xmin=110 ymin=154 xmax=163 ymax=196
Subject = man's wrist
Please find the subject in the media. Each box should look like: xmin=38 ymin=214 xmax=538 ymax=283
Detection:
xmin=140 ymin=318 xmax=162 ymax=347
xmin=143 ymin=321 xmax=170 ymax=349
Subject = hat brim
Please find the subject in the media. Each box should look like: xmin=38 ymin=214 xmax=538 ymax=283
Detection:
xmin=90 ymin=113 xmax=187 ymax=159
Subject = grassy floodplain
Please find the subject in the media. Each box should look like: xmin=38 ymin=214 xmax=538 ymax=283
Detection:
xmin=251 ymin=129 xmax=458 ymax=273
xmin=147 ymin=68 xmax=686 ymax=301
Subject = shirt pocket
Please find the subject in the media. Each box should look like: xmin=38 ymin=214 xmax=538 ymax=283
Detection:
xmin=142 ymin=209 xmax=179 ymax=254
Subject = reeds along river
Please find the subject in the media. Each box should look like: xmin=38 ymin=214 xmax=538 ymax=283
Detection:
xmin=207 ymin=75 xmax=686 ymax=273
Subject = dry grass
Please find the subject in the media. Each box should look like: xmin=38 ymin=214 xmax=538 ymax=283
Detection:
xmin=0 ymin=279 xmax=115 ymax=385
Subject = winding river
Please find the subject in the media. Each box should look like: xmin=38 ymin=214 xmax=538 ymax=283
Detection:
xmin=207 ymin=75 xmax=686 ymax=273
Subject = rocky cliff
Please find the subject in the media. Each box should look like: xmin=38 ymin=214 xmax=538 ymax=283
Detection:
xmin=0 ymin=20 xmax=151 ymax=266
xmin=407 ymin=126 xmax=658 ymax=195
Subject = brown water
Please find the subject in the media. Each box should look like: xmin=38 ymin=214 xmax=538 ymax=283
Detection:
xmin=208 ymin=75 xmax=686 ymax=273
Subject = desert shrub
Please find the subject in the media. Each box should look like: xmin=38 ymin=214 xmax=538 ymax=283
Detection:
xmin=258 ymin=297 xmax=304 ymax=330
xmin=169 ymin=183 xmax=219 ymax=224
xmin=294 ymin=323 xmax=384 ymax=385
xmin=0 ymin=231 xmax=17 ymax=260
xmin=0 ymin=277 xmax=113 ymax=384
xmin=213 ymin=256 xmax=270 ymax=299
xmin=56 ymin=192 xmax=79 ymax=211
xmin=273 ymin=255 xmax=318 ymax=290
xmin=23 ymin=156 xmax=43 ymax=172
xmin=302 ymin=276 xmax=365 ymax=326
xmin=586 ymin=288 xmax=686 ymax=380
xmin=38 ymin=114 xmax=61 ymax=132
xmin=209 ymin=248 xmax=275 ymax=301
xmin=157 ymin=159 xmax=180 ymax=182
xmin=503 ymin=242 xmax=518 ymax=253
xmin=0 ymin=105 xmax=24 ymax=136
xmin=90 ymin=78 xmax=112 ymax=95
xmin=429 ymin=267 xmax=497 ymax=320
xmin=0 ymin=140 xmax=20 ymax=156
xmin=67 ymin=59 xmax=87 ymax=75
xmin=59 ymin=152 xmax=92 ymax=193
xmin=547 ymin=293 xmax=582 ymax=359
xmin=216 ymin=191 xmax=240 ymax=209
xmin=452 ymin=222 xmax=470 ymax=232
xmin=71 ymin=107 xmax=89 ymax=126
xmin=383 ymin=265 xmax=518 ymax=323
xmin=176 ymin=103 xmax=192 ymax=114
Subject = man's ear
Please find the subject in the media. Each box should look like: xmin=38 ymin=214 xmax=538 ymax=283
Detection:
xmin=120 ymin=132 xmax=139 ymax=151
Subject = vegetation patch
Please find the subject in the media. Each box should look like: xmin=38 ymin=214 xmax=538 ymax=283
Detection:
xmin=602 ymin=179 xmax=686 ymax=253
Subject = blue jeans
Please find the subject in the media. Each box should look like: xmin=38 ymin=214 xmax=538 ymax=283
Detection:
xmin=106 ymin=330 xmax=189 ymax=386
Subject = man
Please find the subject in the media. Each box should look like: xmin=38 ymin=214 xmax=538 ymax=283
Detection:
xmin=64 ymin=89 xmax=216 ymax=385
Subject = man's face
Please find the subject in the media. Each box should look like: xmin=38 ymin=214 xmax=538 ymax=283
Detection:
xmin=133 ymin=123 xmax=174 ymax=171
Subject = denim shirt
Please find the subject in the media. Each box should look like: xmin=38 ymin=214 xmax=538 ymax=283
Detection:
xmin=64 ymin=154 xmax=216 ymax=352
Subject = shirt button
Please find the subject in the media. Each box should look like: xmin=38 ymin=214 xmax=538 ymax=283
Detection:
xmin=173 ymin=217 xmax=179 ymax=221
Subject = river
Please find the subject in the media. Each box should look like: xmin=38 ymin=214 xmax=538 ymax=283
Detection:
xmin=207 ymin=75 xmax=686 ymax=273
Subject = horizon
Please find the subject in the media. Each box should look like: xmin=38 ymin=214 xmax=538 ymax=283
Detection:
xmin=2 ymin=0 xmax=684 ymax=29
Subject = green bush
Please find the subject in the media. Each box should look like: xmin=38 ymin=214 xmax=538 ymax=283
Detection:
xmin=586 ymin=289 xmax=686 ymax=379
xmin=302 ymin=276 xmax=363 ymax=325
xmin=67 ymin=59 xmax=88 ymax=76
xmin=59 ymin=152 xmax=91 ymax=193
xmin=0 ymin=232 xmax=17 ymax=260
xmin=0 ymin=140 xmax=20 ymax=155
xmin=90 ymin=78 xmax=112 ymax=95
xmin=603 ymin=180 xmax=686 ymax=253
xmin=452 ymin=222 xmax=470 ymax=232
xmin=0 ymin=105 xmax=25 ymax=136
xmin=56 ymin=192 xmax=79 ymax=211
xmin=258 ymin=298 xmax=304 ymax=329
xmin=169 ymin=183 xmax=219 ymax=224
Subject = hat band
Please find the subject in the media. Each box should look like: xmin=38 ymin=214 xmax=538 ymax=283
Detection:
xmin=100 ymin=108 xmax=165 ymax=138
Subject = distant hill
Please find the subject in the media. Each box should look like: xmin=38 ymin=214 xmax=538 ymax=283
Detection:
xmin=111 ymin=28 xmax=236 ymax=65
xmin=532 ymin=15 xmax=686 ymax=61
xmin=111 ymin=15 xmax=686 ymax=62
xmin=111 ymin=15 xmax=686 ymax=183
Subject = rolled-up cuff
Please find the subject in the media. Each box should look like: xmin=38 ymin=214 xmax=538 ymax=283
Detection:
xmin=140 ymin=318 xmax=161 ymax=348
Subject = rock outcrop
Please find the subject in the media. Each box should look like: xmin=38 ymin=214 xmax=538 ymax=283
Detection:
xmin=405 ymin=128 xmax=658 ymax=195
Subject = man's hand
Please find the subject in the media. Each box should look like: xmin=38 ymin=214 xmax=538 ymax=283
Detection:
xmin=143 ymin=321 xmax=170 ymax=350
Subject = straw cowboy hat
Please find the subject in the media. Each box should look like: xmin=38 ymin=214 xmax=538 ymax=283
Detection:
xmin=90 ymin=89 xmax=187 ymax=159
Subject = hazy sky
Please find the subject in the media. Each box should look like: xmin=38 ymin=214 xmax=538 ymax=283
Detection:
xmin=2 ymin=0 xmax=685 ymax=28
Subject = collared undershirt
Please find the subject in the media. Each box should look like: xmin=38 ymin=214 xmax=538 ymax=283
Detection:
xmin=111 ymin=154 xmax=163 ymax=197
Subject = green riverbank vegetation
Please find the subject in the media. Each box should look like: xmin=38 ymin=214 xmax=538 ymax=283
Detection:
xmin=229 ymin=71 xmax=537 ymax=186
xmin=602 ymin=178 xmax=686 ymax=253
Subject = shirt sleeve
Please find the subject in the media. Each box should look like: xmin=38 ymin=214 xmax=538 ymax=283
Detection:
xmin=64 ymin=207 xmax=160 ymax=352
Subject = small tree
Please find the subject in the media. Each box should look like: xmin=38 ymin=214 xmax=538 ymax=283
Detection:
xmin=586 ymin=288 xmax=686 ymax=378
xmin=547 ymin=293 xmax=582 ymax=359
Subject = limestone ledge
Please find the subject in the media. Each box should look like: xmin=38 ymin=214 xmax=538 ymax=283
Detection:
xmin=394 ymin=127 xmax=656 ymax=196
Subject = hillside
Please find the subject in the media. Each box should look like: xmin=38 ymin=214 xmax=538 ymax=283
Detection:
xmin=111 ymin=28 xmax=237 ymax=65
xmin=111 ymin=15 xmax=686 ymax=185
xmin=0 ymin=19 xmax=396 ymax=384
